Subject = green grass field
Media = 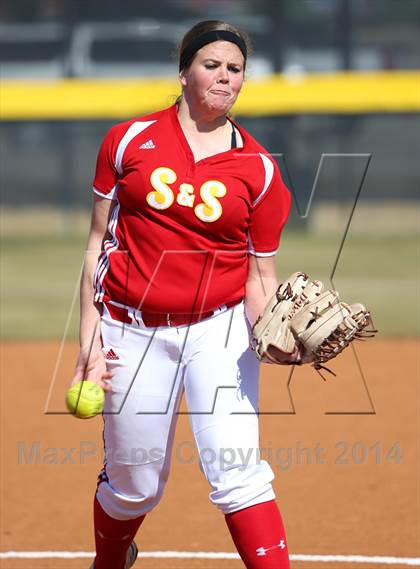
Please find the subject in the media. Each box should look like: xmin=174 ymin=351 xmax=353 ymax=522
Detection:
xmin=1 ymin=229 xmax=418 ymax=340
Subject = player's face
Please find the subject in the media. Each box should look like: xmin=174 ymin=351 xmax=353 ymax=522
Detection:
xmin=180 ymin=41 xmax=245 ymax=117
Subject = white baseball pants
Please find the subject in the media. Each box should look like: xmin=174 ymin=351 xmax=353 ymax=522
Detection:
xmin=96 ymin=303 xmax=276 ymax=520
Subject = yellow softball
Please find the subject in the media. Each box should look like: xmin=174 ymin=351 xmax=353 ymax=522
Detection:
xmin=66 ymin=380 xmax=105 ymax=419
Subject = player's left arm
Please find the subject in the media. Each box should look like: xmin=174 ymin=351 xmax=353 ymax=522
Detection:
xmin=244 ymin=255 xmax=278 ymax=327
xmin=246 ymin=256 xmax=303 ymax=364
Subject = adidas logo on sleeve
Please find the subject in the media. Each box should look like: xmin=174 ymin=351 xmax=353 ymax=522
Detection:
xmin=139 ymin=139 xmax=156 ymax=149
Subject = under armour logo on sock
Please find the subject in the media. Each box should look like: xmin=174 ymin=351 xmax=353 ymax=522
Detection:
xmin=256 ymin=540 xmax=286 ymax=556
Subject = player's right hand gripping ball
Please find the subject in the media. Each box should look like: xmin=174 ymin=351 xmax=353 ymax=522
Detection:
xmin=66 ymin=380 xmax=105 ymax=419
xmin=252 ymin=272 xmax=377 ymax=377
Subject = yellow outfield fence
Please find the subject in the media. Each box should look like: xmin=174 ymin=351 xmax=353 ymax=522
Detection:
xmin=1 ymin=70 xmax=419 ymax=120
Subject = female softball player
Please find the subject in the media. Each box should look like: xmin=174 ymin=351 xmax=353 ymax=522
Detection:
xmin=72 ymin=20 xmax=297 ymax=569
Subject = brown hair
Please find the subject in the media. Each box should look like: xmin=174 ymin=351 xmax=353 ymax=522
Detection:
xmin=177 ymin=20 xmax=253 ymax=71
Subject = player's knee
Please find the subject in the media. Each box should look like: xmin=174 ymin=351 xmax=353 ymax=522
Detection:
xmin=206 ymin=459 xmax=276 ymax=514
xmin=97 ymin=464 xmax=167 ymax=518
xmin=98 ymin=480 xmax=164 ymax=518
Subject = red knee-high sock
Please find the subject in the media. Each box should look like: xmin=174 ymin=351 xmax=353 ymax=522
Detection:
xmin=93 ymin=494 xmax=145 ymax=569
xmin=225 ymin=500 xmax=290 ymax=569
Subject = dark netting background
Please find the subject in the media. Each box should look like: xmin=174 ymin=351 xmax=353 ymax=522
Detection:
xmin=1 ymin=114 xmax=418 ymax=211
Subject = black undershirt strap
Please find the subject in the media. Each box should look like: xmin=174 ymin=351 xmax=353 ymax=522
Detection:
xmin=231 ymin=123 xmax=237 ymax=149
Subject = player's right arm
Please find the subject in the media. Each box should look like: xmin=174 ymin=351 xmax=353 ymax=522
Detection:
xmin=70 ymin=194 xmax=114 ymax=390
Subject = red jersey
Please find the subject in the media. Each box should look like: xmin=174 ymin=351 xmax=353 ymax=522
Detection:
xmin=92 ymin=104 xmax=291 ymax=315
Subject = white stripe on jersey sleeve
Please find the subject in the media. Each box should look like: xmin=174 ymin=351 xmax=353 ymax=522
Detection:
xmin=248 ymin=249 xmax=278 ymax=257
xmin=115 ymin=120 xmax=156 ymax=174
xmin=93 ymin=184 xmax=117 ymax=200
xmin=252 ymin=153 xmax=274 ymax=207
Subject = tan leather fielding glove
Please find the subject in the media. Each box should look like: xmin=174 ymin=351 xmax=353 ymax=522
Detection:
xmin=252 ymin=272 xmax=376 ymax=377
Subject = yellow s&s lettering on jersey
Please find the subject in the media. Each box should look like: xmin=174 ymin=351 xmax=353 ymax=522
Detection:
xmin=177 ymin=183 xmax=195 ymax=208
xmin=147 ymin=167 xmax=176 ymax=210
xmin=194 ymin=180 xmax=227 ymax=223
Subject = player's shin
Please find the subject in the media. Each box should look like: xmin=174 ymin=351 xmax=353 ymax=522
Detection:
xmin=92 ymin=494 xmax=144 ymax=569
xmin=225 ymin=499 xmax=290 ymax=569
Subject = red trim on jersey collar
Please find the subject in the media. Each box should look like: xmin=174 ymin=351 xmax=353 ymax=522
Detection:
xmin=169 ymin=104 xmax=246 ymax=165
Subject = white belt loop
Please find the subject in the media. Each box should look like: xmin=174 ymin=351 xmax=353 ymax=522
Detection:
xmin=131 ymin=307 xmax=145 ymax=327
xmin=133 ymin=310 xmax=146 ymax=328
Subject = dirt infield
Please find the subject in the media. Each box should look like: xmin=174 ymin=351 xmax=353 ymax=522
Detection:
xmin=1 ymin=339 xmax=419 ymax=569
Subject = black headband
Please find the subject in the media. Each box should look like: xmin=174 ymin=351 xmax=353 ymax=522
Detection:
xmin=179 ymin=30 xmax=247 ymax=71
